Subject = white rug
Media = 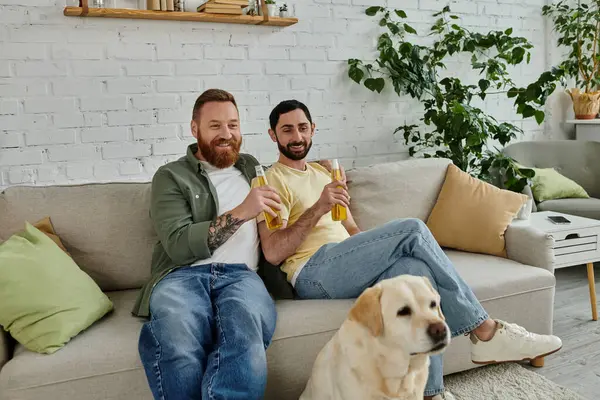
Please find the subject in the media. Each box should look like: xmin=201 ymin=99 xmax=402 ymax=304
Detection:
xmin=444 ymin=363 xmax=587 ymax=400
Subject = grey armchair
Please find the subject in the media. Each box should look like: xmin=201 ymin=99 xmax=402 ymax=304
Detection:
xmin=503 ymin=140 xmax=600 ymax=220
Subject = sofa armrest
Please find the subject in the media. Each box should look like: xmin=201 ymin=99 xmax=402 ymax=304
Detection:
xmin=505 ymin=223 xmax=555 ymax=273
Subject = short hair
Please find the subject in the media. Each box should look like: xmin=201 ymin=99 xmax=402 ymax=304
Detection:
xmin=269 ymin=100 xmax=313 ymax=131
xmin=192 ymin=89 xmax=238 ymax=121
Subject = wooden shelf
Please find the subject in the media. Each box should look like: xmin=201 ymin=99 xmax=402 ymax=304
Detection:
xmin=63 ymin=6 xmax=298 ymax=26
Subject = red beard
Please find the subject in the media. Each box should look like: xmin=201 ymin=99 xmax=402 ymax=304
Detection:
xmin=198 ymin=136 xmax=242 ymax=169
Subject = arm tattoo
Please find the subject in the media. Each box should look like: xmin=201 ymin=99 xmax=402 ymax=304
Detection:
xmin=207 ymin=212 xmax=245 ymax=252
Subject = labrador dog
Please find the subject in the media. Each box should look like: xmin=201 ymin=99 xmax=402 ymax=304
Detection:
xmin=299 ymin=275 xmax=450 ymax=400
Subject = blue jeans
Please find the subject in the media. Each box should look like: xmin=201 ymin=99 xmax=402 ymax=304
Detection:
xmin=294 ymin=218 xmax=488 ymax=397
xmin=138 ymin=263 xmax=277 ymax=400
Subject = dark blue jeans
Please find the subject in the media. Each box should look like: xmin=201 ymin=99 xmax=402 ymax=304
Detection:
xmin=138 ymin=263 xmax=277 ymax=400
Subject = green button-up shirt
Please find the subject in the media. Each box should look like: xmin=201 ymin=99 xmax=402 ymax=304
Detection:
xmin=132 ymin=143 xmax=260 ymax=317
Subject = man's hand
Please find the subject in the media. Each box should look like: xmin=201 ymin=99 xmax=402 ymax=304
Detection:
xmin=234 ymin=186 xmax=282 ymax=221
xmin=313 ymin=180 xmax=350 ymax=216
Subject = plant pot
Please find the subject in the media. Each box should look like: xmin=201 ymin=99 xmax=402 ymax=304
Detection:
xmin=566 ymin=88 xmax=600 ymax=119
xmin=267 ymin=4 xmax=278 ymax=17
xmin=279 ymin=10 xmax=288 ymax=17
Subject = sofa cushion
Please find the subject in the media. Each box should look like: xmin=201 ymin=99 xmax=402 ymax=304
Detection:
xmin=0 ymin=223 xmax=113 ymax=354
xmin=426 ymin=164 xmax=527 ymax=258
xmin=347 ymin=158 xmax=451 ymax=230
xmin=537 ymin=198 xmax=600 ymax=220
xmin=0 ymin=183 xmax=156 ymax=291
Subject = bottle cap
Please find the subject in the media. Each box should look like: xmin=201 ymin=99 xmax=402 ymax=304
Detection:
xmin=332 ymin=159 xmax=339 ymax=170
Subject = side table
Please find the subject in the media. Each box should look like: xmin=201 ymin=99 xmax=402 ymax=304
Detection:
xmin=512 ymin=211 xmax=600 ymax=321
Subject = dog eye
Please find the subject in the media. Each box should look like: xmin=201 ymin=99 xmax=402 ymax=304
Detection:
xmin=397 ymin=306 xmax=412 ymax=316
xmin=430 ymin=301 xmax=437 ymax=309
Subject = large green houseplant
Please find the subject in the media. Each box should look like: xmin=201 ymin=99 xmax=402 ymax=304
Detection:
xmin=543 ymin=1 xmax=600 ymax=119
xmin=348 ymin=6 xmax=563 ymax=192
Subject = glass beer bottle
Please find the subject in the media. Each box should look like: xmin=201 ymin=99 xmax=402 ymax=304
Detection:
xmin=331 ymin=159 xmax=347 ymax=221
xmin=255 ymin=165 xmax=283 ymax=230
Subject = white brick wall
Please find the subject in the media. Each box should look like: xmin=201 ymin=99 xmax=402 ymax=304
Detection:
xmin=0 ymin=0 xmax=550 ymax=189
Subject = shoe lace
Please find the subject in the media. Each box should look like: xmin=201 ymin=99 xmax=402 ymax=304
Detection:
xmin=501 ymin=321 xmax=534 ymax=341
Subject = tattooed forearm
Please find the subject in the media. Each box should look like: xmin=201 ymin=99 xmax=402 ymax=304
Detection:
xmin=207 ymin=212 xmax=245 ymax=252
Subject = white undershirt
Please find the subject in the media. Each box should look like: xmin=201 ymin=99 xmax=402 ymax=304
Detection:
xmin=191 ymin=162 xmax=260 ymax=271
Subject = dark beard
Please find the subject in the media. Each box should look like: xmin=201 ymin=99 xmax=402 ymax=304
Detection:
xmin=198 ymin=136 xmax=242 ymax=169
xmin=277 ymin=138 xmax=312 ymax=161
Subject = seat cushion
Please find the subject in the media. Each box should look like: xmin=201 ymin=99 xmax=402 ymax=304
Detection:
xmin=0 ymin=290 xmax=150 ymax=400
xmin=537 ymin=197 xmax=600 ymax=220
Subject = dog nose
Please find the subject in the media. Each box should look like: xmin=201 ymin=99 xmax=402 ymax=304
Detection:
xmin=427 ymin=322 xmax=447 ymax=342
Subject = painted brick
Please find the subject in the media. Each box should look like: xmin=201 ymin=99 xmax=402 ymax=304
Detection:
xmin=108 ymin=44 xmax=155 ymax=60
xmin=223 ymin=61 xmax=262 ymax=75
xmin=266 ymin=61 xmax=304 ymax=75
xmin=0 ymin=99 xmax=19 ymax=114
xmin=52 ymin=43 xmax=104 ymax=60
xmin=204 ymin=46 xmax=246 ymax=60
xmin=66 ymin=163 xmax=94 ymax=179
xmin=0 ymin=43 xmax=47 ymax=60
xmin=107 ymin=79 xmax=152 ymax=94
xmin=8 ymin=168 xmax=36 ymax=184
xmin=133 ymin=125 xmax=179 ymax=140
xmin=107 ymin=110 xmax=154 ymax=126
xmin=156 ymin=78 xmax=201 ymax=93
xmin=0 ymin=149 xmax=43 ymax=166
xmin=248 ymin=48 xmax=288 ymax=60
xmin=132 ymin=94 xmax=179 ymax=110
xmin=47 ymin=145 xmax=99 ymax=162
xmin=152 ymin=139 xmax=190 ymax=155
xmin=0 ymin=133 xmax=22 ymax=148
xmin=119 ymin=160 xmax=142 ymax=175
xmin=81 ymin=127 xmax=129 ymax=143
xmin=81 ymin=96 xmax=128 ymax=111
xmin=124 ymin=62 xmax=174 ymax=76
xmin=52 ymin=79 xmax=104 ymax=96
xmin=26 ymin=130 xmax=76 ymax=146
xmin=16 ymin=61 xmax=67 ymax=77
xmin=157 ymin=45 xmax=203 ymax=60
xmin=102 ymin=142 xmax=151 ymax=159
xmin=174 ymin=61 xmax=221 ymax=75
xmin=72 ymin=61 xmax=122 ymax=77
xmin=24 ymin=97 xmax=76 ymax=113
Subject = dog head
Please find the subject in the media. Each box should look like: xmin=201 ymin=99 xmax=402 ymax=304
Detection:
xmin=348 ymin=275 xmax=450 ymax=356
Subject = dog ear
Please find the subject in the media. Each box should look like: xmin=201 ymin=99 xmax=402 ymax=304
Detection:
xmin=349 ymin=286 xmax=383 ymax=337
xmin=422 ymin=277 xmax=445 ymax=321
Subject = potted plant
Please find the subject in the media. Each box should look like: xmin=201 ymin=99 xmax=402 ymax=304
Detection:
xmin=543 ymin=1 xmax=600 ymax=119
xmin=265 ymin=0 xmax=278 ymax=17
xmin=279 ymin=2 xmax=288 ymax=17
xmin=347 ymin=6 xmax=562 ymax=192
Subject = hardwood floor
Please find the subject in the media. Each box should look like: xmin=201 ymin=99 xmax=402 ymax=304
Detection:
xmin=526 ymin=263 xmax=600 ymax=399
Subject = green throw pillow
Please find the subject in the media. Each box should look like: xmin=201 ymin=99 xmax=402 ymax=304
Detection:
xmin=0 ymin=222 xmax=113 ymax=354
xmin=530 ymin=167 xmax=590 ymax=203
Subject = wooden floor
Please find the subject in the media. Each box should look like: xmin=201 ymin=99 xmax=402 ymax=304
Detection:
xmin=525 ymin=264 xmax=600 ymax=399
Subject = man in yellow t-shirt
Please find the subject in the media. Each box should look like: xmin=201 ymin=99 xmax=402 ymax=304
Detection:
xmin=256 ymin=100 xmax=562 ymax=400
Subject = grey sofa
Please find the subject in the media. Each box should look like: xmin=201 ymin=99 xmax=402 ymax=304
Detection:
xmin=0 ymin=158 xmax=557 ymax=400
xmin=504 ymin=140 xmax=600 ymax=220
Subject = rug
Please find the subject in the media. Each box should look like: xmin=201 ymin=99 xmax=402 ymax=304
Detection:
xmin=444 ymin=363 xmax=587 ymax=400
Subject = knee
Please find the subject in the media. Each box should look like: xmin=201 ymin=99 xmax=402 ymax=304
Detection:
xmin=225 ymin=300 xmax=277 ymax=347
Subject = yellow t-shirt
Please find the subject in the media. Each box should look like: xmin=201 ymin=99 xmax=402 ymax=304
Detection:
xmin=256 ymin=162 xmax=350 ymax=282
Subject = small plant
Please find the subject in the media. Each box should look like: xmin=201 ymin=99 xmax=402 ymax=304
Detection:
xmin=265 ymin=0 xmax=275 ymax=4
xmin=279 ymin=3 xmax=287 ymax=11
xmin=543 ymin=1 xmax=600 ymax=119
xmin=347 ymin=6 xmax=563 ymax=192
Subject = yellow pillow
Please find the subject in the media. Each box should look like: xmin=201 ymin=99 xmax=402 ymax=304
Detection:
xmin=426 ymin=164 xmax=527 ymax=257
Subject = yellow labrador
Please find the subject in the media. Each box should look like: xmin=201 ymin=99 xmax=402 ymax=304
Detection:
xmin=300 ymin=275 xmax=450 ymax=400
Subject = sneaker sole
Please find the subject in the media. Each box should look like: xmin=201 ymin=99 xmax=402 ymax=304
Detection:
xmin=471 ymin=346 xmax=562 ymax=365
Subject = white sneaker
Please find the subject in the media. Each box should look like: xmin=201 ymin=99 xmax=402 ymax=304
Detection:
xmin=432 ymin=391 xmax=456 ymax=400
xmin=470 ymin=319 xmax=562 ymax=364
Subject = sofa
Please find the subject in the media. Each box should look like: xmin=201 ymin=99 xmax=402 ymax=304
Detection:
xmin=504 ymin=140 xmax=600 ymax=220
xmin=0 ymin=158 xmax=557 ymax=400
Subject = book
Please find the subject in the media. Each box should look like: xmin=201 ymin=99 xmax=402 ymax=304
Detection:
xmin=213 ymin=0 xmax=248 ymax=6
xmin=197 ymin=2 xmax=243 ymax=13
xmin=166 ymin=0 xmax=174 ymax=10
xmin=147 ymin=0 xmax=160 ymax=10
xmin=160 ymin=0 xmax=166 ymax=10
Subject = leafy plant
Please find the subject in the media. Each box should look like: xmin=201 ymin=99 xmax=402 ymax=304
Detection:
xmin=265 ymin=0 xmax=275 ymax=4
xmin=543 ymin=1 xmax=600 ymax=93
xmin=348 ymin=6 xmax=563 ymax=192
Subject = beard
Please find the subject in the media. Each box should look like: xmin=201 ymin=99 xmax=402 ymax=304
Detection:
xmin=198 ymin=135 xmax=242 ymax=169
xmin=277 ymin=137 xmax=313 ymax=161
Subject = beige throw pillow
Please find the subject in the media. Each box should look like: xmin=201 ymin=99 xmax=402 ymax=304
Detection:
xmin=426 ymin=164 xmax=527 ymax=258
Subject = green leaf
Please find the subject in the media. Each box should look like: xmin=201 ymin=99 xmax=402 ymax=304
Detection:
xmin=451 ymin=24 xmax=460 ymax=30
xmin=478 ymin=79 xmax=490 ymax=92
xmin=395 ymin=9 xmax=407 ymax=18
xmin=507 ymin=87 xmax=519 ymax=98
xmin=522 ymin=105 xmax=536 ymax=118
xmin=404 ymin=23 xmax=417 ymax=34
xmin=364 ymin=77 xmax=385 ymax=93
xmin=505 ymin=27 xmax=513 ymax=35
xmin=348 ymin=66 xmax=364 ymax=84
xmin=366 ymin=6 xmax=382 ymax=16
xmin=450 ymin=15 xmax=459 ymax=19
xmin=534 ymin=110 xmax=545 ymax=124
xmin=527 ymin=52 xmax=531 ymax=64
xmin=387 ymin=23 xmax=400 ymax=35
xmin=442 ymin=5 xmax=450 ymax=12
xmin=379 ymin=18 xmax=387 ymax=27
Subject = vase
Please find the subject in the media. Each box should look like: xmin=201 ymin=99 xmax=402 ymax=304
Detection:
xmin=566 ymin=88 xmax=600 ymax=119
xmin=279 ymin=9 xmax=288 ymax=17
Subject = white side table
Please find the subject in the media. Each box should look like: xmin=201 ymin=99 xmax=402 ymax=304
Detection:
xmin=512 ymin=211 xmax=600 ymax=320
xmin=566 ymin=119 xmax=600 ymax=142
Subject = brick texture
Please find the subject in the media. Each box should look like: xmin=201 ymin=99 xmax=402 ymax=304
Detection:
xmin=0 ymin=0 xmax=551 ymax=189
